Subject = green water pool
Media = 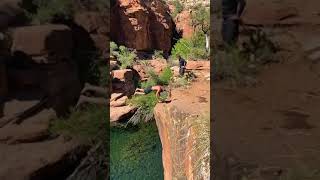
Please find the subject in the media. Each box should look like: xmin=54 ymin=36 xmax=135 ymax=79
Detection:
xmin=110 ymin=122 xmax=164 ymax=180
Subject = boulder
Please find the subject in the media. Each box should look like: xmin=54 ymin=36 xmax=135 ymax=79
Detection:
xmin=111 ymin=0 xmax=174 ymax=54
xmin=111 ymin=93 xmax=124 ymax=102
xmin=110 ymin=96 xmax=128 ymax=107
xmin=132 ymin=64 xmax=147 ymax=79
xmin=112 ymin=81 xmax=136 ymax=97
xmin=110 ymin=105 xmax=137 ymax=122
xmin=0 ymin=136 xmax=89 ymax=180
xmin=112 ymin=69 xmax=136 ymax=95
xmin=11 ymin=25 xmax=73 ymax=64
xmin=0 ymin=109 xmax=55 ymax=144
xmin=112 ymin=69 xmax=133 ymax=81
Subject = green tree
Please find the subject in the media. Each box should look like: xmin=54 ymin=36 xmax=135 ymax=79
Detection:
xmin=190 ymin=6 xmax=210 ymax=52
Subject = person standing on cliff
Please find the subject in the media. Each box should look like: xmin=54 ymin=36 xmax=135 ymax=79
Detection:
xmin=178 ymin=55 xmax=187 ymax=76
xmin=221 ymin=0 xmax=246 ymax=47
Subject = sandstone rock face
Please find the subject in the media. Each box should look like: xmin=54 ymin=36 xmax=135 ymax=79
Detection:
xmin=132 ymin=59 xmax=168 ymax=79
xmin=111 ymin=0 xmax=174 ymax=54
xmin=175 ymin=10 xmax=194 ymax=39
xmin=11 ymin=25 xmax=73 ymax=64
xmin=153 ymin=80 xmax=210 ymax=180
xmin=154 ymin=104 xmax=196 ymax=180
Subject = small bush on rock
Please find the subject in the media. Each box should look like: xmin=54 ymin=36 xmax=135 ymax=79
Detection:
xmin=117 ymin=46 xmax=137 ymax=69
xmin=152 ymin=50 xmax=164 ymax=59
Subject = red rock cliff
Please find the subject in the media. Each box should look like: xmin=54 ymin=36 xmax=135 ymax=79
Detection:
xmin=111 ymin=0 xmax=174 ymax=54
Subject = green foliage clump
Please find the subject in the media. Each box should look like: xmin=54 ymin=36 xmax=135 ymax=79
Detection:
xmin=30 ymin=0 xmax=74 ymax=24
xmin=127 ymin=93 xmax=158 ymax=114
xmin=140 ymin=67 xmax=173 ymax=88
xmin=171 ymin=38 xmax=192 ymax=60
xmin=152 ymin=50 xmax=164 ymax=59
xmin=171 ymin=0 xmax=184 ymax=18
xmin=114 ymin=45 xmax=137 ymax=69
xmin=110 ymin=41 xmax=118 ymax=58
xmin=49 ymin=105 xmax=108 ymax=142
xmin=159 ymin=67 xmax=173 ymax=85
xmin=171 ymin=32 xmax=209 ymax=60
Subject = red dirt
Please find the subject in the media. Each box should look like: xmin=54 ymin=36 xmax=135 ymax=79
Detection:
xmin=214 ymin=0 xmax=320 ymax=177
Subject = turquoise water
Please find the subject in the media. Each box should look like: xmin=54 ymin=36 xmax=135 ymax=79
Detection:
xmin=110 ymin=122 xmax=164 ymax=180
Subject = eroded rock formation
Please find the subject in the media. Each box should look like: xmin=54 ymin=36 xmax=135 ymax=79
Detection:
xmin=111 ymin=0 xmax=174 ymax=54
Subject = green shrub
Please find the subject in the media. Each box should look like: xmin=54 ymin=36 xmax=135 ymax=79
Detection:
xmin=110 ymin=41 xmax=118 ymax=57
xmin=49 ymin=105 xmax=108 ymax=142
xmin=117 ymin=45 xmax=137 ymax=69
xmin=159 ymin=67 xmax=173 ymax=85
xmin=171 ymin=38 xmax=192 ymax=59
xmin=30 ymin=0 xmax=74 ymax=24
xmin=127 ymin=93 xmax=158 ymax=124
xmin=128 ymin=93 xmax=157 ymax=114
xmin=140 ymin=67 xmax=172 ymax=88
xmin=152 ymin=50 xmax=164 ymax=59
xmin=172 ymin=32 xmax=209 ymax=60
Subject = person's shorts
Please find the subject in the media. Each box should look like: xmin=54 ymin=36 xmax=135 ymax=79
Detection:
xmin=144 ymin=86 xmax=152 ymax=94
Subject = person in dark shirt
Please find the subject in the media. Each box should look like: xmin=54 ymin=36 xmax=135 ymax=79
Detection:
xmin=221 ymin=0 xmax=246 ymax=47
xmin=178 ymin=55 xmax=187 ymax=76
